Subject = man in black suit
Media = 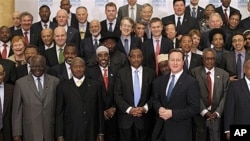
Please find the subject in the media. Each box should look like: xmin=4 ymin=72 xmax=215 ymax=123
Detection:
xmin=163 ymin=22 xmax=179 ymax=49
xmin=185 ymin=0 xmax=204 ymax=20
xmin=239 ymin=1 xmax=250 ymax=30
xmin=79 ymin=20 xmax=102 ymax=61
xmin=12 ymin=12 xmax=42 ymax=47
xmin=72 ymin=6 xmax=91 ymax=39
xmin=49 ymin=43 xmax=78 ymax=81
xmin=101 ymin=2 xmax=121 ymax=36
xmin=114 ymin=48 xmax=155 ymax=141
xmin=117 ymin=17 xmax=142 ymax=56
xmin=9 ymin=11 xmax=21 ymax=34
xmin=215 ymin=0 xmax=240 ymax=26
xmin=162 ymin=0 xmax=199 ymax=39
xmin=0 ymin=64 xmax=14 ymax=141
xmin=142 ymin=17 xmax=173 ymax=75
xmin=224 ymin=59 xmax=250 ymax=140
xmin=86 ymin=46 xmax=118 ymax=141
xmin=139 ymin=3 xmax=153 ymax=39
xmin=56 ymin=57 xmax=104 ymax=141
xmin=151 ymin=49 xmax=200 ymax=141
xmin=134 ymin=21 xmax=147 ymax=43
xmin=39 ymin=28 xmax=54 ymax=56
xmin=118 ymin=0 xmax=142 ymax=22
xmin=32 ymin=5 xmax=57 ymax=34
xmin=0 ymin=26 xmax=13 ymax=59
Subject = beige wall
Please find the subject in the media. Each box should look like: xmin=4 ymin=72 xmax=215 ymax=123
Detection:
xmin=0 ymin=0 xmax=14 ymax=27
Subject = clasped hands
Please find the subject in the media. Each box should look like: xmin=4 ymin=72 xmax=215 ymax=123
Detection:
xmin=204 ymin=111 xmax=218 ymax=120
xmin=104 ymin=107 xmax=116 ymax=120
xmin=159 ymin=107 xmax=172 ymax=120
xmin=129 ymin=107 xmax=146 ymax=117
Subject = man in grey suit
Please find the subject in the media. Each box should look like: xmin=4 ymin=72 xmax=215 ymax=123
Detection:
xmin=191 ymin=48 xmax=229 ymax=141
xmin=12 ymin=55 xmax=60 ymax=141
xmin=118 ymin=0 xmax=142 ymax=22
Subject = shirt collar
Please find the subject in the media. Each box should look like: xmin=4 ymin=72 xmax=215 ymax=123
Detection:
xmin=73 ymin=76 xmax=85 ymax=83
xmin=131 ymin=66 xmax=142 ymax=73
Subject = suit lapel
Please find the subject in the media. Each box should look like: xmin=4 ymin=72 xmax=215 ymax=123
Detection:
xmin=42 ymin=74 xmax=49 ymax=101
xmin=127 ymin=67 xmax=134 ymax=99
xmin=160 ymin=75 xmax=169 ymax=107
xmin=140 ymin=67 xmax=147 ymax=105
xmin=168 ymin=72 xmax=185 ymax=102
xmin=241 ymin=79 xmax=250 ymax=102
xmin=61 ymin=63 xmax=69 ymax=79
xmin=3 ymin=85 xmax=10 ymax=117
xmin=27 ymin=74 xmax=42 ymax=101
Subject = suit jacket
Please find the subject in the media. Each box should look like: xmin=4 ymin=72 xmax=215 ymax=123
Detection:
xmin=66 ymin=26 xmax=81 ymax=49
xmin=16 ymin=64 xmax=50 ymax=80
xmin=185 ymin=5 xmax=205 ymax=20
xmin=191 ymin=66 xmax=229 ymax=114
xmin=184 ymin=52 xmax=202 ymax=74
xmin=116 ymin=36 xmax=142 ymax=55
xmin=215 ymin=6 xmax=240 ymax=26
xmin=1 ymin=84 xmax=14 ymax=141
xmin=55 ymin=78 xmax=104 ymax=141
xmin=79 ymin=36 xmax=99 ymax=60
xmin=224 ymin=78 xmax=250 ymax=131
xmin=221 ymin=51 xmax=250 ymax=77
xmin=12 ymin=74 xmax=59 ymax=141
xmin=45 ymin=45 xmax=59 ymax=67
xmin=53 ymin=12 xmax=78 ymax=27
xmin=118 ymin=4 xmax=142 ymax=22
xmin=161 ymin=14 xmax=199 ymax=36
xmin=142 ymin=37 xmax=173 ymax=71
xmin=71 ymin=22 xmax=91 ymax=39
xmin=114 ymin=66 xmax=155 ymax=129
xmin=100 ymin=19 xmax=121 ymax=36
xmin=32 ymin=21 xmax=57 ymax=33
xmin=0 ymin=59 xmax=16 ymax=84
xmin=239 ymin=16 xmax=250 ymax=31
xmin=49 ymin=63 xmax=70 ymax=81
xmin=152 ymin=72 xmax=200 ymax=141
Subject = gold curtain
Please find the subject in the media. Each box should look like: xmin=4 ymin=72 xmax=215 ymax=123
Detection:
xmin=0 ymin=0 xmax=14 ymax=26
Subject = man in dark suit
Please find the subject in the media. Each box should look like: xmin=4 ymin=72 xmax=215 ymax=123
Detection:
xmin=12 ymin=12 xmax=42 ymax=47
xmin=224 ymin=59 xmax=250 ymax=140
xmin=191 ymin=48 xmax=229 ymax=141
xmin=114 ymin=48 xmax=155 ymax=141
xmin=221 ymin=33 xmax=250 ymax=81
xmin=0 ymin=26 xmax=13 ymax=59
xmin=0 ymin=59 xmax=16 ymax=84
xmin=134 ymin=21 xmax=147 ymax=43
xmin=79 ymin=20 xmax=102 ymax=61
xmin=118 ymin=0 xmax=142 ymax=22
xmin=0 ymin=64 xmax=14 ymax=141
xmin=139 ymin=3 xmax=153 ymax=39
xmin=49 ymin=43 xmax=78 ymax=81
xmin=39 ymin=28 xmax=54 ymax=56
xmin=142 ymin=17 xmax=173 ymax=75
xmin=56 ymin=57 xmax=104 ymax=141
xmin=72 ymin=6 xmax=91 ymax=39
xmin=86 ymin=46 xmax=118 ymax=141
xmin=101 ymin=2 xmax=121 ymax=36
xmin=239 ymin=1 xmax=250 ymax=30
xmin=32 ymin=5 xmax=57 ymax=34
xmin=12 ymin=55 xmax=60 ymax=141
xmin=162 ymin=0 xmax=199 ymax=39
xmin=117 ymin=17 xmax=142 ymax=56
xmin=163 ymin=22 xmax=180 ymax=49
xmin=151 ymin=49 xmax=200 ymax=141
xmin=185 ymin=0 xmax=204 ymax=20
xmin=9 ymin=11 xmax=21 ymax=34
xmin=215 ymin=0 xmax=240 ymax=26
xmin=53 ymin=0 xmax=78 ymax=27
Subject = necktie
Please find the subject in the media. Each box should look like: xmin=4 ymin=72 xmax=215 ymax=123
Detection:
xmin=224 ymin=9 xmax=229 ymax=25
xmin=44 ymin=23 xmax=48 ymax=28
xmin=103 ymin=68 xmax=108 ymax=90
xmin=192 ymin=7 xmax=196 ymax=18
xmin=80 ymin=28 xmax=85 ymax=39
xmin=37 ymin=77 xmax=43 ymax=96
xmin=0 ymin=97 xmax=2 ymax=129
xmin=108 ymin=23 xmax=113 ymax=32
xmin=133 ymin=70 xmax=140 ymax=106
xmin=24 ymin=31 xmax=29 ymax=44
xmin=131 ymin=7 xmax=135 ymax=21
xmin=176 ymin=17 xmax=181 ymax=33
xmin=58 ymin=48 xmax=64 ymax=64
xmin=185 ymin=54 xmax=189 ymax=69
xmin=2 ymin=43 xmax=7 ymax=59
xmin=145 ymin=22 xmax=151 ymax=39
xmin=236 ymin=54 xmax=242 ymax=79
xmin=166 ymin=75 xmax=175 ymax=101
xmin=207 ymin=72 xmax=212 ymax=106
xmin=155 ymin=39 xmax=160 ymax=75
xmin=76 ymin=80 xmax=82 ymax=87
xmin=93 ymin=38 xmax=98 ymax=49
xmin=124 ymin=39 xmax=129 ymax=55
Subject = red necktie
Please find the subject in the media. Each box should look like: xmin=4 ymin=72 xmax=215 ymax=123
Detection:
xmin=207 ymin=71 xmax=212 ymax=106
xmin=2 ymin=44 xmax=7 ymax=59
xmin=224 ymin=9 xmax=229 ymax=25
xmin=103 ymin=68 xmax=108 ymax=90
xmin=155 ymin=40 xmax=160 ymax=75
xmin=24 ymin=31 xmax=29 ymax=44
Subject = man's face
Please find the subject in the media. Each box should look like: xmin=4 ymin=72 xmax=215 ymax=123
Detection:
xmin=60 ymin=0 xmax=71 ymax=13
xmin=221 ymin=0 xmax=231 ymax=8
xmin=232 ymin=35 xmax=246 ymax=52
xmin=0 ymin=27 xmax=11 ymax=43
xmin=180 ymin=36 xmax=192 ymax=53
xmin=103 ymin=39 xmax=116 ymax=52
xmin=71 ymin=60 xmax=85 ymax=79
xmin=54 ymin=28 xmax=67 ymax=47
xmin=89 ymin=21 xmax=101 ymax=37
xmin=105 ymin=6 xmax=117 ymax=21
xmin=209 ymin=15 xmax=223 ymax=29
xmin=134 ymin=23 xmax=145 ymax=38
xmin=120 ymin=20 xmax=133 ymax=36
xmin=64 ymin=46 xmax=77 ymax=64
xmin=229 ymin=14 xmax=240 ymax=29
xmin=56 ymin=10 xmax=68 ymax=26
xmin=127 ymin=0 xmax=137 ymax=6
xmin=25 ymin=48 xmax=38 ymax=64
xmin=30 ymin=57 xmax=45 ymax=77
xmin=173 ymin=1 xmax=185 ymax=16
xmin=150 ymin=21 xmax=163 ymax=38
xmin=97 ymin=51 xmax=109 ymax=68
xmin=245 ymin=34 xmax=250 ymax=47
xmin=12 ymin=12 xmax=21 ymax=27
xmin=212 ymin=33 xmax=224 ymax=49
xmin=159 ymin=60 xmax=170 ymax=75
xmin=76 ymin=8 xmax=88 ymax=24
xmin=0 ymin=65 xmax=5 ymax=84
xmin=41 ymin=29 xmax=54 ymax=46
xmin=39 ymin=7 xmax=51 ymax=23
xmin=129 ymin=49 xmax=143 ymax=69
xmin=164 ymin=24 xmax=177 ymax=40
xmin=168 ymin=51 xmax=184 ymax=74
xmin=203 ymin=51 xmax=215 ymax=70
xmin=190 ymin=0 xmax=199 ymax=5
xmin=21 ymin=15 xmax=32 ymax=31
xmin=140 ymin=6 xmax=153 ymax=21
xmin=244 ymin=61 xmax=250 ymax=79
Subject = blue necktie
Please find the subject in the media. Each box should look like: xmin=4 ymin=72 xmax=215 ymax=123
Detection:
xmin=133 ymin=70 xmax=140 ymax=106
xmin=166 ymin=75 xmax=175 ymax=101
xmin=124 ymin=39 xmax=129 ymax=55
xmin=236 ymin=54 xmax=242 ymax=79
xmin=108 ymin=23 xmax=113 ymax=32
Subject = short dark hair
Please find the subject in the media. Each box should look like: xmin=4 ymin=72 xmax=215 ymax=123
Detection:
xmin=39 ymin=5 xmax=50 ymax=11
xmin=229 ymin=11 xmax=242 ymax=20
xmin=168 ymin=49 xmax=184 ymax=60
xmin=209 ymin=28 xmax=226 ymax=44
xmin=173 ymin=0 xmax=185 ymax=5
